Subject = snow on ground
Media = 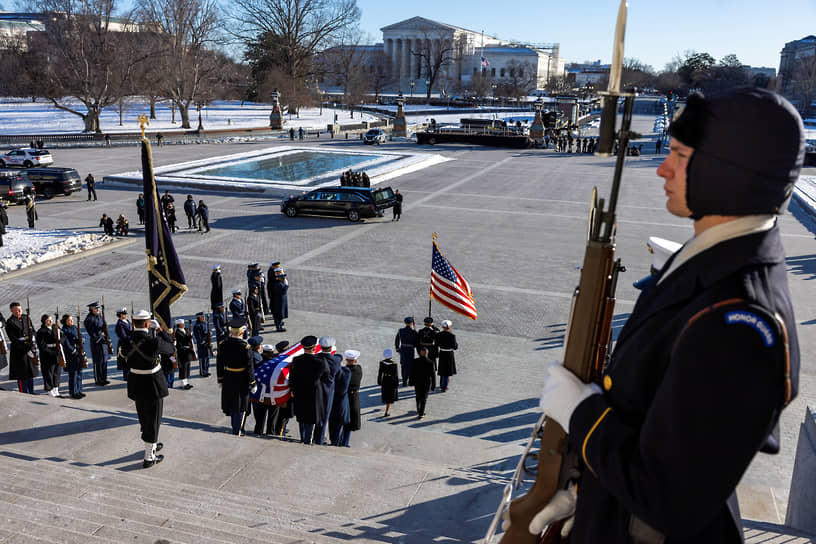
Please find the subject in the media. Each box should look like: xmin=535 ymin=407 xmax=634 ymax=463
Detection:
xmin=0 ymin=98 xmax=379 ymax=135
xmin=0 ymin=227 xmax=112 ymax=274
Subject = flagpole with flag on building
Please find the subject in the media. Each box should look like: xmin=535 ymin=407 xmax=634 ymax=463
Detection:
xmin=138 ymin=114 xmax=187 ymax=330
xmin=430 ymin=233 xmax=477 ymax=321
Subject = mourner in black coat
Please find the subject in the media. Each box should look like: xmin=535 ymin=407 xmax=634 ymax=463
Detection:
xmin=216 ymin=320 xmax=257 ymax=436
xmin=329 ymin=364 xmax=352 ymax=446
xmin=210 ymin=265 xmax=223 ymax=311
xmin=60 ymin=315 xmax=84 ymax=399
xmin=7 ymin=303 xmax=37 ymax=394
xmin=435 ymin=321 xmax=458 ymax=392
xmin=394 ymin=317 xmax=418 ymax=386
xmin=528 ymin=88 xmax=805 ymax=543
xmin=35 ymin=315 xmax=60 ymax=395
xmin=410 ymin=348 xmax=435 ymax=419
xmin=288 ymin=336 xmax=328 ymax=444
xmin=377 ymin=349 xmax=399 ymax=416
xmin=120 ymin=312 xmax=175 ymax=468
xmin=341 ymin=350 xmax=363 ymax=447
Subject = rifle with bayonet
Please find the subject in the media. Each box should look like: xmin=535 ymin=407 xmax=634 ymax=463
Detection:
xmin=487 ymin=2 xmax=637 ymax=543
xmin=55 ymin=307 xmax=67 ymax=368
xmin=100 ymin=297 xmax=114 ymax=355
xmin=76 ymin=305 xmax=88 ymax=368
xmin=206 ymin=312 xmax=214 ymax=356
xmin=25 ymin=296 xmax=39 ymax=367
xmin=187 ymin=319 xmax=197 ymax=361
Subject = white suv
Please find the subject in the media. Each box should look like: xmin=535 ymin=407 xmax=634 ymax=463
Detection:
xmin=363 ymin=129 xmax=387 ymax=145
xmin=0 ymin=148 xmax=54 ymax=168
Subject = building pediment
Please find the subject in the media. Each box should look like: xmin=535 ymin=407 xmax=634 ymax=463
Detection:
xmin=381 ymin=16 xmax=456 ymax=33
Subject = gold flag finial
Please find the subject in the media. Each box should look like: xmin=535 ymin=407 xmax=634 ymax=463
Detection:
xmin=137 ymin=114 xmax=149 ymax=139
xmin=432 ymin=232 xmax=438 ymax=242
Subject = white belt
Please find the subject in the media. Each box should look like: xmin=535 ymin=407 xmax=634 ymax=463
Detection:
xmin=129 ymin=364 xmax=162 ymax=375
xmin=439 ymin=348 xmax=454 ymax=351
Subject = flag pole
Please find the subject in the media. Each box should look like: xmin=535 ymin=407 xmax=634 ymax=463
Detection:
xmin=429 ymin=232 xmax=438 ymax=319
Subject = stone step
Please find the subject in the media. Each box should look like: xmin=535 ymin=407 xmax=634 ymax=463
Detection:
xmin=0 ymin=514 xmax=147 ymax=544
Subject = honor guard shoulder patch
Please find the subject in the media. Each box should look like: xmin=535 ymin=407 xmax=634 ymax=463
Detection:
xmin=724 ymin=310 xmax=775 ymax=347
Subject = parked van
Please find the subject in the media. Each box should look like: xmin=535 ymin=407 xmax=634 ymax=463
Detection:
xmin=0 ymin=169 xmax=33 ymax=204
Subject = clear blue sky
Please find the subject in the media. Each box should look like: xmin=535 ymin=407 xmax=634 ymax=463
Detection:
xmin=354 ymin=0 xmax=816 ymax=72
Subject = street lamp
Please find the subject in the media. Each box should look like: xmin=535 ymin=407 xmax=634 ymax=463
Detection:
xmin=197 ymin=103 xmax=203 ymax=131
xmin=425 ymin=78 xmax=431 ymax=95
xmin=409 ymin=80 xmax=415 ymax=96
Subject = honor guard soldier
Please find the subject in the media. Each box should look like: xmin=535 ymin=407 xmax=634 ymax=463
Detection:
xmin=394 ymin=316 xmax=418 ymax=386
xmin=212 ymin=302 xmax=228 ymax=347
xmin=271 ymin=273 xmax=288 ymax=332
xmin=288 ymin=335 xmax=329 ymax=444
xmin=173 ymin=319 xmax=195 ymax=390
xmin=217 ymin=318 xmax=257 ymax=436
xmin=229 ymin=289 xmax=247 ymax=327
xmin=115 ymin=308 xmax=133 ymax=381
xmin=60 ymin=314 xmax=85 ymax=399
xmin=210 ymin=264 xmax=223 ymax=312
xmin=246 ymin=263 xmax=260 ymax=295
xmin=120 ymin=311 xmax=175 ymax=468
xmin=84 ymin=302 xmax=109 ymax=386
xmin=524 ymin=88 xmax=806 ymax=542
xmin=36 ymin=314 xmax=61 ymax=397
xmin=7 ymin=302 xmax=37 ymax=394
xmin=316 ymin=336 xmax=342 ymax=445
xmin=342 ymin=349 xmax=363 ymax=446
xmin=247 ymin=285 xmax=263 ymax=334
xmin=435 ymin=320 xmax=458 ymax=392
xmin=192 ymin=312 xmax=211 ymax=376
xmin=251 ymin=344 xmax=281 ymax=436
xmin=417 ymin=317 xmax=439 ymax=390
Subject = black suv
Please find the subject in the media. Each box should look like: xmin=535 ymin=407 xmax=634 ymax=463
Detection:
xmin=0 ymin=169 xmax=33 ymax=204
xmin=281 ymin=186 xmax=396 ymax=222
xmin=25 ymin=167 xmax=82 ymax=197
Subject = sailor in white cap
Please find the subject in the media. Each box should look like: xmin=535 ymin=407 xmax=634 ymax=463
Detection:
xmin=210 ymin=264 xmax=223 ymax=312
xmin=115 ymin=307 xmax=133 ymax=381
xmin=173 ymin=318 xmax=195 ymax=390
xmin=341 ymin=349 xmax=363 ymax=447
xmin=216 ymin=317 xmax=257 ymax=436
xmin=436 ymin=320 xmax=458 ymax=392
xmin=119 ymin=309 xmax=175 ymax=468
xmin=229 ymin=289 xmax=247 ymax=333
xmin=378 ymin=348 xmax=399 ymax=417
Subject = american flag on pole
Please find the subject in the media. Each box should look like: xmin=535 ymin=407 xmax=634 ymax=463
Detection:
xmin=431 ymin=238 xmax=477 ymax=320
xmin=480 ymin=56 xmax=490 ymax=67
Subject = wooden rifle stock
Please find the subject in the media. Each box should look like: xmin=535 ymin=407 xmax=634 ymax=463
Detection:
xmin=55 ymin=308 xmax=67 ymax=368
xmin=77 ymin=305 xmax=88 ymax=368
xmin=100 ymin=298 xmax=114 ymax=355
xmin=206 ymin=313 xmax=214 ymax=356
xmin=25 ymin=297 xmax=39 ymax=366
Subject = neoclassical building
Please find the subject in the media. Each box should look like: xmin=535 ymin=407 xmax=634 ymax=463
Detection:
xmin=778 ymin=35 xmax=816 ymax=99
xmin=376 ymin=16 xmax=563 ymax=93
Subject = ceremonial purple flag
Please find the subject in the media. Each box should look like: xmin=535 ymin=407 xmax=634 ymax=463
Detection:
xmin=142 ymin=138 xmax=187 ymax=330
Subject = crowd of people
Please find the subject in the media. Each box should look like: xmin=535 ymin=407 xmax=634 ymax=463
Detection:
xmin=339 ymin=169 xmax=371 ymax=187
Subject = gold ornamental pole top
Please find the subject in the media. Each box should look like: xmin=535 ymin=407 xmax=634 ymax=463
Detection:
xmin=137 ymin=114 xmax=149 ymax=139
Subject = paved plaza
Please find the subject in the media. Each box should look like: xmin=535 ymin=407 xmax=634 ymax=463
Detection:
xmin=1 ymin=115 xmax=815 ymax=542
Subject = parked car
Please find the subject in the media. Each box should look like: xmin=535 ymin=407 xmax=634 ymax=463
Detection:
xmin=281 ymin=185 xmax=396 ymax=222
xmin=0 ymin=147 xmax=54 ymax=168
xmin=26 ymin=167 xmax=82 ymax=197
xmin=0 ymin=169 xmax=34 ymax=204
xmin=363 ymin=129 xmax=387 ymax=145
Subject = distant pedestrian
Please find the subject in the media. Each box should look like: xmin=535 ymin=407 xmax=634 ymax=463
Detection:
xmin=85 ymin=173 xmax=97 ymax=201
xmin=197 ymin=200 xmax=210 ymax=232
xmin=183 ymin=195 xmax=197 ymax=229
xmin=298 ymin=127 xmax=304 ymax=140
xmin=165 ymin=202 xmax=177 ymax=232
xmin=0 ymin=198 xmax=7 ymax=247
xmin=115 ymin=214 xmax=129 ymax=236
xmin=656 ymin=138 xmax=662 ymax=153
xmin=289 ymin=127 xmax=295 ymax=140
xmin=24 ymin=188 xmax=37 ymax=228
xmin=392 ymin=189 xmax=403 ymax=221
xmin=377 ymin=349 xmax=399 ymax=417
xmin=160 ymin=190 xmax=174 ymax=211
xmin=99 ymin=214 xmax=114 ymax=236
xmin=156 ymin=132 xmax=164 ymax=147
xmin=136 ymin=193 xmax=145 ymax=224
xmin=36 ymin=138 xmax=44 ymax=149
xmin=104 ymin=134 xmax=111 ymax=147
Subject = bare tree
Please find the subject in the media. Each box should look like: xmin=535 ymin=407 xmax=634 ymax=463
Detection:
xmin=367 ymin=50 xmax=394 ymax=102
xmin=315 ymin=27 xmax=368 ymax=109
xmin=410 ymin=31 xmax=458 ymax=100
xmin=790 ymin=55 xmax=816 ymax=117
xmin=137 ymin=0 xmax=221 ymax=129
xmin=499 ymin=60 xmax=537 ymax=104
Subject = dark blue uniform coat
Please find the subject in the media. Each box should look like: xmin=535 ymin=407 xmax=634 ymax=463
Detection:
xmin=569 ymin=225 xmax=798 ymax=543
xmin=217 ymin=336 xmax=255 ymax=415
xmin=271 ymin=281 xmax=288 ymax=322
xmin=289 ymin=353 xmax=329 ymax=425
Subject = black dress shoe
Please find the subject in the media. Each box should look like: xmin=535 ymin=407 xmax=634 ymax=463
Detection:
xmin=71 ymin=394 xmax=82 ymax=399
xmin=142 ymin=454 xmax=164 ymax=468
xmin=183 ymin=384 xmax=193 ymax=390
xmin=102 ymin=380 xmax=110 ymax=385
xmin=155 ymin=443 xmax=163 ymax=452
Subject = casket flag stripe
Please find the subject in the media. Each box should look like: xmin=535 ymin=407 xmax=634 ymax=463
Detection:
xmin=431 ymin=240 xmax=477 ymax=320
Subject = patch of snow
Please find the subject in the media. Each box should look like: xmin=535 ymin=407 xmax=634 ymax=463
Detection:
xmin=0 ymin=227 xmax=113 ymax=274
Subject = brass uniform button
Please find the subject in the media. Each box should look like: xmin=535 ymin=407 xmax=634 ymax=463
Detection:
xmin=603 ymin=375 xmax=612 ymax=391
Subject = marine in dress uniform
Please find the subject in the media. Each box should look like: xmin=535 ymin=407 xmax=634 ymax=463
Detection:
xmin=7 ymin=302 xmax=37 ymax=394
xmin=435 ymin=320 xmax=458 ymax=392
xmin=410 ymin=347 xmax=435 ymax=419
xmin=377 ymin=349 xmax=399 ymax=416
xmin=173 ymin=319 xmax=195 ymax=390
xmin=192 ymin=312 xmax=211 ymax=377
xmin=210 ymin=265 xmax=223 ymax=312
xmin=216 ymin=319 xmax=257 ymax=435
xmin=83 ymin=302 xmax=110 ymax=385
xmin=60 ymin=314 xmax=85 ymax=399
xmin=288 ymin=335 xmax=329 ymax=444
xmin=342 ymin=350 xmax=363 ymax=447
xmin=315 ymin=336 xmax=342 ymax=445
xmin=35 ymin=314 xmax=61 ymax=396
xmin=120 ymin=311 xmax=175 ymax=468
xmin=394 ymin=316 xmax=418 ymax=386
xmin=271 ymin=274 xmax=288 ymax=332
xmin=115 ymin=308 xmax=133 ymax=381
xmin=416 ymin=317 xmax=438 ymax=390
xmin=527 ymin=88 xmax=805 ymax=543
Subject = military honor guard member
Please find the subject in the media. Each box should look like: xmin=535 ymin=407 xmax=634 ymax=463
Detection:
xmin=173 ymin=319 xmax=195 ymax=390
xmin=271 ymin=340 xmax=294 ymax=436
xmin=329 ymin=354 xmax=352 ymax=446
xmin=83 ymin=302 xmax=110 ymax=386
xmin=417 ymin=317 xmax=439 ymax=390
xmin=212 ymin=302 xmax=228 ymax=348
xmin=342 ymin=349 xmax=363 ymax=446
xmin=410 ymin=346 xmax=435 ymax=419
xmin=247 ymin=284 xmax=263 ymax=335
xmin=316 ymin=336 xmax=342 ymax=445
xmin=394 ymin=316 xmax=418 ymax=386
xmin=271 ymin=273 xmax=288 ymax=332
xmin=435 ymin=320 xmax=458 ymax=392
xmin=251 ymin=344 xmax=281 ymax=436
xmin=288 ymin=335 xmax=329 ymax=444
xmin=377 ymin=349 xmax=399 ymax=417
xmin=36 ymin=314 xmax=61 ymax=397
xmin=192 ymin=312 xmax=211 ymax=377
xmin=210 ymin=264 xmax=223 ymax=312
xmin=217 ymin=318 xmax=257 ymax=436
xmin=7 ymin=302 xmax=38 ymax=394
xmin=115 ymin=308 xmax=133 ymax=381
xmin=120 ymin=311 xmax=175 ymax=468
xmin=521 ymin=88 xmax=805 ymax=542
xmin=229 ymin=289 xmax=247 ymax=329
xmin=60 ymin=314 xmax=85 ymax=399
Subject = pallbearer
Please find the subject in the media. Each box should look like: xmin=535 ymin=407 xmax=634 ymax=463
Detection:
xmin=115 ymin=308 xmax=133 ymax=381
xmin=84 ymin=302 xmax=109 ymax=386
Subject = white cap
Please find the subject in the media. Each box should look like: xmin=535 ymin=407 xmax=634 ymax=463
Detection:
xmin=382 ymin=348 xmax=393 ymax=358
xmin=441 ymin=320 xmax=452 ymax=329
xmin=212 ymin=264 xmax=221 ymax=270
xmin=344 ymin=349 xmax=360 ymax=360
xmin=318 ymin=336 xmax=336 ymax=349
xmin=232 ymin=289 xmax=241 ymax=295
xmin=174 ymin=318 xmax=184 ymax=326
xmin=149 ymin=319 xmax=160 ymax=329
xmin=262 ymin=344 xmax=275 ymax=352
xmin=647 ymin=236 xmax=682 ymax=273
xmin=133 ymin=310 xmax=151 ymax=320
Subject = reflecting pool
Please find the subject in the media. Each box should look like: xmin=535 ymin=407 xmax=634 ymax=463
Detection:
xmin=197 ymin=151 xmax=384 ymax=182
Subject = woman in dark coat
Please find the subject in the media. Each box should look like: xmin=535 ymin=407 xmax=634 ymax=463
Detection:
xmin=377 ymin=349 xmax=399 ymax=416
xmin=329 ymin=363 xmax=351 ymax=446
xmin=136 ymin=193 xmax=145 ymax=224
xmin=35 ymin=314 xmax=60 ymax=396
xmin=435 ymin=320 xmax=458 ymax=392
xmin=342 ymin=349 xmax=363 ymax=446
xmin=61 ymin=314 xmax=85 ymax=399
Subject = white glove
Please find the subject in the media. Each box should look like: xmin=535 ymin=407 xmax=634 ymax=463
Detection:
xmin=27 ymin=350 xmax=35 ymax=358
xmin=499 ymin=487 xmax=576 ymax=536
xmin=250 ymin=385 xmax=258 ymax=395
xmin=149 ymin=319 xmax=159 ymax=330
xmin=169 ymin=356 xmax=176 ymax=363
xmin=539 ymin=361 xmax=601 ymax=429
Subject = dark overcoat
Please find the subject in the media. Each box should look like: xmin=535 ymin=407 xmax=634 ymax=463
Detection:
xmin=435 ymin=330 xmax=458 ymax=376
xmin=410 ymin=356 xmax=434 ymax=398
xmin=289 ymin=353 xmax=329 ymax=424
xmin=61 ymin=324 xmax=82 ymax=372
xmin=377 ymin=359 xmax=399 ymax=403
xmin=217 ymin=336 xmax=255 ymax=415
xmin=7 ymin=315 xmax=36 ymax=380
xmin=318 ymin=351 xmax=342 ymax=421
xmin=271 ymin=281 xmax=288 ymax=320
xmin=210 ymin=270 xmax=223 ymax=310
xmin=35 ymin=324 xmax=58 ymax=370
xmin=568 ymin=226 xmax=798 ymax=544
xmin=122 ymin=330 xmax=174 ymax=401
xmin=329 ymin=365 xmax=351 ymax=427
xmin=346 ymin=364 xmax=363 ymax=431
